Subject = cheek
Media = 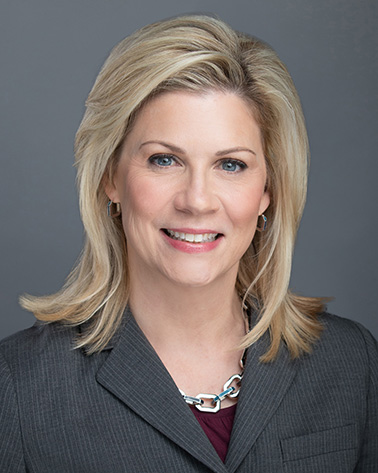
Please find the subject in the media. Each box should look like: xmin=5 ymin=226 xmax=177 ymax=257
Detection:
xmin=121 ymin=176 xmax=169 ymax=223
xmin=120 ymin=188 xmax=154 ymax=247
xmin=224 ymin=187 xmax=264 ymax=228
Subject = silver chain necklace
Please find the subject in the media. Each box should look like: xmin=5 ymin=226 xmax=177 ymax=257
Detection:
xmin=179 ymin=349 xmax=246 ymax=413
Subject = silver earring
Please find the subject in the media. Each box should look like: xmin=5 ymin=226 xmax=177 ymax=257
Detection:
xmin=107 ymin=200 xmax=121 ymax=218
xmin=256 ymin=214 xmax=267 ymax=232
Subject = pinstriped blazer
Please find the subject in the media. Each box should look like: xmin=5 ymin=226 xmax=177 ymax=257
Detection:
xmin=0 ymin=309 xmax=377 ymax=472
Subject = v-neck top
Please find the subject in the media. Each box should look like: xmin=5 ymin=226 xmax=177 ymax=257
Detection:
xmin=190 ymin=404 xmax=237 ymax=463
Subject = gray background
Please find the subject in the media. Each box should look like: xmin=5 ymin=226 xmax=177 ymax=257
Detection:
xmin=1 ymin=0 xmax=377 ymax=340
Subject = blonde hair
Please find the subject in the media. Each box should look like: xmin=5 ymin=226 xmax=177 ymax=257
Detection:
xmin=21 ymin=15 xmax=324 ymax=360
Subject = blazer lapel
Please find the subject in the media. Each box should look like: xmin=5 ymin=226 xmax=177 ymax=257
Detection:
xmin=225 ymin=335 xmax=299 ymax=472
xmin=96 ymin=310 xmax=228 ymax=473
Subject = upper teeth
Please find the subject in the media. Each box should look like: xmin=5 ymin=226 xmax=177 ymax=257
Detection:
xmin=166 ymin=230 xmax=218 ymax=243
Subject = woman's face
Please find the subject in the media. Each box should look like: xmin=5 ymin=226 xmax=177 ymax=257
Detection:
xmin=106 ymin=91 xmax=270 ymax=289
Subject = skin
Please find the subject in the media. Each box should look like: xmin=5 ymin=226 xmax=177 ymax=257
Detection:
xmin=105 ymin=90 xmax=270 ymax=402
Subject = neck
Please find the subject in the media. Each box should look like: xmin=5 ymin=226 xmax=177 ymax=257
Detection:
xmin=128 ymin=269 xmax=245 ymax=352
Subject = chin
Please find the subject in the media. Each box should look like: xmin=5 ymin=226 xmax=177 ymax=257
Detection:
xmin=164 ymin=268 xmax=216 ymax=288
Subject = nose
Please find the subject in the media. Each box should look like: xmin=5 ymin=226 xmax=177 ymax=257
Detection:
xmin=173 ymin=169 xmax=220 ymax=215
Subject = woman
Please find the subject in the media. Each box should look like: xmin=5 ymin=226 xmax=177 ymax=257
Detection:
xmin=0 ymin=15 xmax=376 ymax=472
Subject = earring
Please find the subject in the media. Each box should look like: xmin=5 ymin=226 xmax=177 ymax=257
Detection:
xmin=256 ymin=214 xmax=267 ymax=232
xmin=107 ymin=200 xmax=121 ymax=218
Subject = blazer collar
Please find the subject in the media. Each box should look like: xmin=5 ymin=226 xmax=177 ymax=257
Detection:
xmin=96 ymin=308 xmax=299 ymax=473
xmin=225 ymin=334 xmax=299 ymax=472
xmin=96 ymin=308 xmax=228 ymax=473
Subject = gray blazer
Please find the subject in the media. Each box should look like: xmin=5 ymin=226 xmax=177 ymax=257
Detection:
xmin=0 ymin=309 xmax=377 ymax=472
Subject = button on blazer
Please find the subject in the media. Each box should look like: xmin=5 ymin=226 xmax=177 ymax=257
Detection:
xmin=1 ymin=309 xmax=377 ymax=472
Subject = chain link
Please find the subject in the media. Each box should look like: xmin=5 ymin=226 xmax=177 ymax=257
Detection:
xmin=180 ymin=371 xmax=243 ymax=413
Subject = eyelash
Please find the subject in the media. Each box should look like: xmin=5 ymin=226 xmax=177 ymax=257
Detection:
xmin=148 ymin=154 xmax=247 ymax=173
xmin=220 ymin=159 xmax=247 ymax=173
xmin=148 ymin=154 xmax=178 ymax=167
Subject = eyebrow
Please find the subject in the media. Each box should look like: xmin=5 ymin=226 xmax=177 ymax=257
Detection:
xmin=140 ymin=140 xmax=184 ymax=154
xmin=139 ymin=141 xmax=256 ymax=156
xmin=216 ymin=147 xmax=256 ymax=157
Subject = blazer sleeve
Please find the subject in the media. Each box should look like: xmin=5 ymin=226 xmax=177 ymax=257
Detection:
xmin=354 ymin=323 xmax=378 ymax=472
xmin=0 ymin=352 xmax=26 ymax=473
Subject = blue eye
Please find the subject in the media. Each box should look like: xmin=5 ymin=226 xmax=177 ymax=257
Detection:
xmin=149 ymin=154 xmax=175 ymax=167
xmin=220 ymin=160 xmax=246 ymax=172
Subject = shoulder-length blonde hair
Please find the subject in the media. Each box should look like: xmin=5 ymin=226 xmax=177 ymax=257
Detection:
xmin=21 ymin=15 xmax=324 ymax=360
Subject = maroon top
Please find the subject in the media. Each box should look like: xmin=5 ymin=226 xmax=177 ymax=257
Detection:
xmin=190 ymin=404 xmax=237 ymax=462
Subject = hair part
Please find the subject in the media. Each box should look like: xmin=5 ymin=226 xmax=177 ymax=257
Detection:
xmin=20 ymin=15 xmax=325 ymax=360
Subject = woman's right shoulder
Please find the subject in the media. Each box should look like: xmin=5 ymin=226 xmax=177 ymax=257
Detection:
xmin=0 ymin=321 xmax=78 ymax=372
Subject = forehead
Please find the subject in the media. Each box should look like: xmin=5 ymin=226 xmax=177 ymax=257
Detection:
xmin=123 ymin=90 xmax=262 ymax=152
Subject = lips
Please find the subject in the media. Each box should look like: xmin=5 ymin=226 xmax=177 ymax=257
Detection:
xmin=161 ymin=228 xmax=223 ymax=253
xmin=164 ymin=229 xmax=219 ymax=243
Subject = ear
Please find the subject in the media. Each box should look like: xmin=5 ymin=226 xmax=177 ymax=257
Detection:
xmin=102 ymin=173 xmax=120 ymax=203
xmin=258 ymin=190 xmax=270 ymax=215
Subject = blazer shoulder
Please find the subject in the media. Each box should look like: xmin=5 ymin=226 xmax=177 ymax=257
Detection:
xmin=0 ymin=322 xmax=78 ymax=372
xmin=319 ymin=311 xmax=377 ymax=343
xmin=313 ymin=311 xmax=378 ymax=369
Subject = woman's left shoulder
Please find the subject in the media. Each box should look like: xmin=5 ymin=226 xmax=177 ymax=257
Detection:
xmin=318 ymin=311 xmax=377 ymax=344
xmin=312 ymin=311 xmax=378 ymax=368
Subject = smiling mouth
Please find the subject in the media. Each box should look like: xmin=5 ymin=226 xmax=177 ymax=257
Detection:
xmin=163 ymin=229 xmax=221 ymax=243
